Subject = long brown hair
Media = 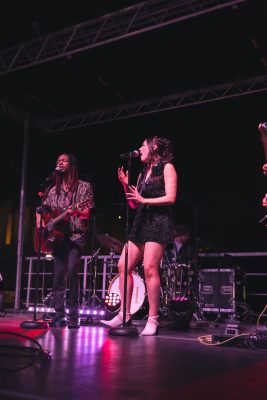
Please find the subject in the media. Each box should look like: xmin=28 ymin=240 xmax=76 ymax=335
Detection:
xmin=145 ymin=136 xmax=173 ymax=167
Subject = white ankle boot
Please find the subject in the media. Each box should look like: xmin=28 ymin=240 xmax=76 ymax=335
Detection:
xmin=141 ymin=315 xmax=159 ymax=336
xmin=100 ymin=312 xmax=131 ymax=328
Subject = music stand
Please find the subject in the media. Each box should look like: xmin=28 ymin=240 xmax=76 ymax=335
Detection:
xmin=21 ymin=185 xmax=50 ymax=329
xmin=109 ymin=155 xmax=139 ymax=337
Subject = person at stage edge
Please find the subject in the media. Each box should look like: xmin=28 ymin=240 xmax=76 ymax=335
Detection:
xmin=262 ymin=164 xmax=267 ymax=210
xmin=100 ymin=136 xmax=178 ymax=335
xmin=36 ymin=153 xmax=94 ymax=328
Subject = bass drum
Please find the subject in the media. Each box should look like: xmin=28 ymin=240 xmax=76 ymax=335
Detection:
xmin=107 ymin=272 xmax=146 ymax=315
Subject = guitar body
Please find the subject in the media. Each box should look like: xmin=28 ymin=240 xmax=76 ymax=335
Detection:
xmin=34 ymin=199 xmax=90 ymax=254
xmin=34 ymin=209 xmax=68 ymax=254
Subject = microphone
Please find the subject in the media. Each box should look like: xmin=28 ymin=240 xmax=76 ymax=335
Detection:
xmin=120 ymin=150 xmax=140 ymax=159
xmin=44 ymin=167 xmax=61 ymax=183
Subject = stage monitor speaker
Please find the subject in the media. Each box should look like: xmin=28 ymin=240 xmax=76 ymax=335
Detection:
xmin=199 ymin=268 xmax=235 ymax=313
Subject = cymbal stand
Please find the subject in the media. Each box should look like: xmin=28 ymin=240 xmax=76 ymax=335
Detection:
xmin=107 ymin=250 xmax=117 ymax=283
xmin=87 ymin=246 xmax=102 ymax=308
xmin=160 ymin=258 xmax=174 ymax=317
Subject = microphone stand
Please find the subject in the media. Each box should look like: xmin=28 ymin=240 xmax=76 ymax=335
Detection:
xmin=21 ymin=184 xmax=50 ymax=329
xmin=109 ymin=155 xmax=139 ymax=336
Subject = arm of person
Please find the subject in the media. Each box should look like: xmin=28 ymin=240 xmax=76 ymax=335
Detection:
xmin=67 ymin=181 xmax=94 ymax=220
xmin=35 ymin=212 xmax=42 ymax=229
xmin=35 ymin=205 xmax=50 ymax=228
xmin=126 ymin=163 xmax=178 ymax=206
xmin=118 ymin=166 xmax=139 ymax=209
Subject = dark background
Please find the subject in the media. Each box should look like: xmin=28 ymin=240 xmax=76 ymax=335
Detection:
xmin=0 ymin=0 xmax=267 ymax=255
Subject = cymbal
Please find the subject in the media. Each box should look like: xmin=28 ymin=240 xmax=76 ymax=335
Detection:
xmin=95 ymin=233 xmax=124 ymax=253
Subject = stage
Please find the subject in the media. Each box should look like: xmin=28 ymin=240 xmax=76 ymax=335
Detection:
xmin=0 ymin=311 xmax=267 ymax=400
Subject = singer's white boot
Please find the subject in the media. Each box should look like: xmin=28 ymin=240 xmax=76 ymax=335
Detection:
xmin=141 ymin=315 xmax=159 ymax=336
xmin=100 ymin=312 xmax=131 ymax=328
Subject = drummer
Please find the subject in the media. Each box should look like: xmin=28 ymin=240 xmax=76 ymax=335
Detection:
xmin=164 ymin=224 xmax=195 ymax=265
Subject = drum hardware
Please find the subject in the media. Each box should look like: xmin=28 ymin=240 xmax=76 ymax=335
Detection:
xmin=84 ymin=246 xmax=102 ymax=308
xmin=42 ymin=290 xmax=54 ymax=306
xmin=95 ymin=233 xmax=124 ymax=254
xmin=106 ymin=250 xmax=118 ymax=283
xmin=160 ymin=263 xmax=194 ymax=303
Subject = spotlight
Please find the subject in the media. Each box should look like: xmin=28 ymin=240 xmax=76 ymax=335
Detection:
xmin=104 ymin=292 xmax=121 ymax=313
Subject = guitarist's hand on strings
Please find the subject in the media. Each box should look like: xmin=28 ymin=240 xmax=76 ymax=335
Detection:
xmin=66 ymin=205 xmax=91 ymax=220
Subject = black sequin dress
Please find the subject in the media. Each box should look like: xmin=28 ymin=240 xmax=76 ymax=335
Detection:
xmin=129 ymin=162 xmax=174 ymax=244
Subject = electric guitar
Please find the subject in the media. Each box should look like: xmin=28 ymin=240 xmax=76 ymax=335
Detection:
xmin=34 ymin=199 xmax=90 ymax=254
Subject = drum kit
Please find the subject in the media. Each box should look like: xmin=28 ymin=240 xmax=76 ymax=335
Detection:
xmin=94 ymin=233 xmax=195 ymax=318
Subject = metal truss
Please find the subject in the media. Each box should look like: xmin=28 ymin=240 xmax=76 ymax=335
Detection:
xmin=0 ymin=0 xmax=247 ymax=75
xmin=0 ymin=97 xmax=28 ymax=125
xmin=45 ymin=74 xmax=267 ymax=133
xmin=0 ymin=97 xmax=42 ymax=130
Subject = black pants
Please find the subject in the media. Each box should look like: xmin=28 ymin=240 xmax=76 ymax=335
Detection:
xmin=52 ymin=238 xmax=85 ymax=317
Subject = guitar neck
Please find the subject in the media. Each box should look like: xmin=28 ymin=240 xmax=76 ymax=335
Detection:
xmin=52 ymin=209 xmax=69 ymax=225
xmin=50 ymin=199 xmax=89 ymax=226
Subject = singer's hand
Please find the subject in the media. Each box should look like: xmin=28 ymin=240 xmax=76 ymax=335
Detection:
xmin=263 ymin=164 xmax=267 ymax=175
xmin=118 ymin=167 xmax=128 ymax=186
xmin=126 ymin=185 xmax=144 ymax=204
xmin=262 ymin=196 xmax=267 ymax=208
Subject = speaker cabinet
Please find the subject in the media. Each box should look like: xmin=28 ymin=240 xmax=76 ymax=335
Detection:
xmin=199 ymin=268 xmax=235 ymax=313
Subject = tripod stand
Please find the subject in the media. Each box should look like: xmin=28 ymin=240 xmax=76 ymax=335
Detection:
xmin=86 ymin=247 xmax=102 ymax=308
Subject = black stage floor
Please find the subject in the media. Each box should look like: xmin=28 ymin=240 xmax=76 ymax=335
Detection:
xmin=0 ymin=312 xmax=267 ymax=400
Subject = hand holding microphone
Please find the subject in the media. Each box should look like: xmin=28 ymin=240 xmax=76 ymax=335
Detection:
xmin=118 ymin=166 xmax=128 ymax=186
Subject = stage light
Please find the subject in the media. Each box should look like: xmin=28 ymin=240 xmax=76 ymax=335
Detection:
xmin=27 ymin=306 xmax=106 ymax=317
xmin=104 ymin=292 xmax=121 ymax=313
xmin=28 ymin=306 xmax=55 ymax=313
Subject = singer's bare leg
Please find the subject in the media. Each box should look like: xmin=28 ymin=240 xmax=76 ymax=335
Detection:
xmin=118 ymin=241 xmax=143 ymax=315
xmin=143 ymin=242 xmax=166 ymax=317
xmin=141 ymin=242 xmax=166 ymax=336
xmin=100 ymin=241 xmax=143 ymax=328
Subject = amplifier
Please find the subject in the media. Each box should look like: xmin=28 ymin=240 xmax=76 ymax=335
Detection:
xmin=199 ymin=268 xmax=235 ymax=313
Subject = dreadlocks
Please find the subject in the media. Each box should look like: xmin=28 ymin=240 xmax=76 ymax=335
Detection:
xmin=55 ymin=153 xmax=79 ymax=195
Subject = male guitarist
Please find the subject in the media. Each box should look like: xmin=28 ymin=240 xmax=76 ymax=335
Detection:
xmin=36 ymin=153 xmax=94 ymax=328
